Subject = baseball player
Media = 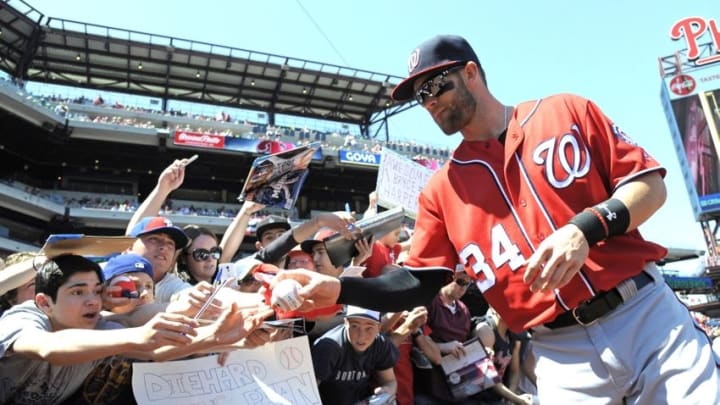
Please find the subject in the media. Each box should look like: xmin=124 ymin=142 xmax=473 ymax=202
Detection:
xmin=274 ymin=35 xmax=720 ymax=403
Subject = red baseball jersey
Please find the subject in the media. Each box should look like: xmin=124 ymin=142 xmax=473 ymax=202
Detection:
xmin=363 ymin=241 xmax=402 ymax=278
xmin=404 ymin=93 xmax=667 ymax=332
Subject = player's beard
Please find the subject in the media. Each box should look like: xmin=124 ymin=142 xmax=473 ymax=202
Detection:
xmin=436 ymin=81 xmax=476 ymax=135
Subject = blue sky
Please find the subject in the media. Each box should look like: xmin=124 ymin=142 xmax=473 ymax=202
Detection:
xmin=30 ymin=0 xmax=719 ymax=261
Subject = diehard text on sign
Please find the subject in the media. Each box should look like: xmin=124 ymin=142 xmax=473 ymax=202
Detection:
xmin=132 ymin=336 xmax=320 ymax=405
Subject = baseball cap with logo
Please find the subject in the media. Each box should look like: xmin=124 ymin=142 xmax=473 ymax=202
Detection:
xmin=255 ymin=215 xmax=291 ymax=240
xmin=345 ymin=305 xmax=381 ymax=323
xmin=102 ymin=253 xmax=153 ymax=281
xmin=391 ymin=35 xmax=480 ymax=102
xmin=128 ymin=216 xmax=189 ymax=250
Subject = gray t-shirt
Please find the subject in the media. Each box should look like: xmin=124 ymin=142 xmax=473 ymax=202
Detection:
xmin=0 ymin=301 xmax=122 ymax=404
xmin=154 ymin=271 xmax=192 ymax=303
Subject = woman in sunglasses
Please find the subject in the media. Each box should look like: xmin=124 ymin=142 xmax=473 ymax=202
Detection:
xmin=177 ymin=225 xmax=222 ymax=285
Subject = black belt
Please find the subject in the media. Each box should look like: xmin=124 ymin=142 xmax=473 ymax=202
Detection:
xmin=543 ymin=271 xmax=654 ymax=329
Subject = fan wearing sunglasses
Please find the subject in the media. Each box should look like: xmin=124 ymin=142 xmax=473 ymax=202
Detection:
xmin=178 ymin=225 xmax=222 ymax=285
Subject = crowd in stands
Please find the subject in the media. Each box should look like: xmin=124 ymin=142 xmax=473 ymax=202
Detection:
xmin=0 ymin=179 xmax=288 ymax=239
xmin=1 ymin=77 xmax=451 ymax=166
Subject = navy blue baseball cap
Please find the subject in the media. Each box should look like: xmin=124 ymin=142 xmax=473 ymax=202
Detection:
xmin=392 ymin=35 xmax=480 ymax=102
xmin=102 ymin=253 xmax=154 ymax=281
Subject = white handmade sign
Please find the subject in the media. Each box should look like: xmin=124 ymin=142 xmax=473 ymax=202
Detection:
xmin=132 ymin=336 xmax=320 ymax=405
xmin=376 ymin=148 xmax=435 ymax=218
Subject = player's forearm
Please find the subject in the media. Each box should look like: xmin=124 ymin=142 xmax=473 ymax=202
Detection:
xmin=338 ymin=267 xmax=450 ymax=312
xmin=13 ymin=328 xmax=141 ymax=366
xmin=255 ymin=230 xmax=297 ymax=264
xmin=611 ymin=171 xmax=666 ymax=231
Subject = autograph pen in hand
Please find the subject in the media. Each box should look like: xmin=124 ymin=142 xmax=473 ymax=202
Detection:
xmin=193 ymin=278 xmax=232 ymax=321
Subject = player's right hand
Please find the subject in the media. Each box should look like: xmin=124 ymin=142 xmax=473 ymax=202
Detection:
xmin=523 ymin=223 xmax=589 ymax=293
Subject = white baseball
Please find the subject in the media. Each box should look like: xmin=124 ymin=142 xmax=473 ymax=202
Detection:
xmin=270 ymin=279 xmax=303 ymax=311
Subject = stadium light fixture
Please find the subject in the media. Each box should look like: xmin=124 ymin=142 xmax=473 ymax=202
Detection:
xmin=137 ymin=62 xmax=143 ymax=70
xmin=302 ymin=87 xmax=307 ymax=94
xmin=250 ymin=80 xmax=255 ymax=86
xmin=348 ymin=95 xmax=353 ymax=101
xmin=195 ymin=71 xmax=201 ymax=78
xmin=75 ymin=54 xmax=81 ymax=61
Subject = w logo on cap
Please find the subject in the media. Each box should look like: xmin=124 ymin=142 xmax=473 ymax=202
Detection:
xmin=407 ymin=49 xmax=420 ymax=74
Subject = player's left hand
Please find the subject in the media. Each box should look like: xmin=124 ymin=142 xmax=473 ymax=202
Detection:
xmin=523 ymin=223 xmax=589 ymax=293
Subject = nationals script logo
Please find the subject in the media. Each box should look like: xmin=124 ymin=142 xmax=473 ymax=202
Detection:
xmin=408 ymin=49 xmax=420 ymax=74
xmin=532 ymin=124 xmax=591 ymax=189
xmin=670 ymin=17 xmax=720 ymax=66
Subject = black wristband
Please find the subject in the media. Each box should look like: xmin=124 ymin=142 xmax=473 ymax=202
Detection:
xmin=411 ymin=329 xmax=423 ymax=339
xmin=593 ymin=198 xmax=630 ymax=238
xmin=568 ymin=198 xmax=630 ymax=246
xmin=568 ymin=210 xmax=606 ymax=246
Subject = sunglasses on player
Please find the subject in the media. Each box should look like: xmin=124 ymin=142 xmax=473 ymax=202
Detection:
xmin=414 ymin=65 xmax=465 ymax=105
xmin=190 ymin=247 xmax=222 ymax=262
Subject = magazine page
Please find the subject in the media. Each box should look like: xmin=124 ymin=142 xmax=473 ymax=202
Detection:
xmin=440 ymin=338 xmax=499 ymax=398
xmin=238 ymin=143 xmax=318 ymax=210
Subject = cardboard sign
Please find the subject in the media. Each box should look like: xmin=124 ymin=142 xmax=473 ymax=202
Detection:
xmin=41 ymin=234 xmax=135 ymax=258
xmin=132 ymin=336 xmax=320 ymax=405
xmin=376 ymin=149 xmax=434 ymax=218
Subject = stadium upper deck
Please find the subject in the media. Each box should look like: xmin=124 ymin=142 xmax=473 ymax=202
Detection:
xmin=0 ymin=0 xmax=413 ymax=139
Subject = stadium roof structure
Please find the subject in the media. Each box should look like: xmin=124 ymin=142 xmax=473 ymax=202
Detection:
xmin=0 ymin=0 xmax=412 ymax=138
